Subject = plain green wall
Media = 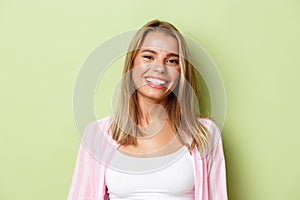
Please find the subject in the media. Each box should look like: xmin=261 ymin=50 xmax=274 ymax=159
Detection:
xmin=1 ymin=0 xmax=299 ymax=199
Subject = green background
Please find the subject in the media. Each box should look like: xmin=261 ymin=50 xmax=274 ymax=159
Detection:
xmin=1 ymin=0 xmax=299 ymax=199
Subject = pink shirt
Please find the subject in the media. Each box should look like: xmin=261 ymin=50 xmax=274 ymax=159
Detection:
xmin=67 ymin=116 xmax=228 ymax=200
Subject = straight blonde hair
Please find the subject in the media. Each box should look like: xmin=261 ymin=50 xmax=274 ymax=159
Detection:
xmin=110 ymin=19 xmax=211 ymax=153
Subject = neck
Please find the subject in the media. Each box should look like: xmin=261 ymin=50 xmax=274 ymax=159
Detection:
xmin=136 ymin=95 xmax=169 ymax=130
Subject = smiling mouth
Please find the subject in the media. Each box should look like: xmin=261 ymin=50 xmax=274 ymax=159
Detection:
xmin=145 ymin=77 xmax=168 ymax=86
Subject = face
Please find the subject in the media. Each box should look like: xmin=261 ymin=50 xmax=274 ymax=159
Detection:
xmin=132 ymin=31 xmax=181 ymax=103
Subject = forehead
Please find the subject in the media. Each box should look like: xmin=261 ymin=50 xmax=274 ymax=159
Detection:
xmin=139 ymin=31 xmax=179 ymax=54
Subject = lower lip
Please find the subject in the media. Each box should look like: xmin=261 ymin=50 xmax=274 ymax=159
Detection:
xmin=146 ymin=81 xmax=166 ymax=89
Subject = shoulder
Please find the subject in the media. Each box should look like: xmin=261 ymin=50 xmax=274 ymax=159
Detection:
xmin=85 ymin=115 xmax=114 ymax=129
xmin=82 ymin=115 xmax=117 ymax=145
xmin=200 ymin=117 xmax=221 ymax=129
xmin=83 ymin=115 xmax=115 ymax=136
xmin=185 ymin=117 xmax=222 ymax=147
xmin=199 ymin=117 xmax=222 ymax=138
xmin=198 ymin=117 xmax=223 ymax=155
xmin=80 ymin=115 xmax=119 ymax=165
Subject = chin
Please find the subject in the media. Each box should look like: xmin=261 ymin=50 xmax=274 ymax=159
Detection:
xmin=138 ymin=90 xmax=170 ymax=101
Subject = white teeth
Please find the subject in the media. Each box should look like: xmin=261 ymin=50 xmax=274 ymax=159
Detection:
xmin=145 ymin=77 xmax=167 ymax=85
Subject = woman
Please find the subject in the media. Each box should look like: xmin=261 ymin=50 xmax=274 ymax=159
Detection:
xmin=68 ymin=19 xmax=228 ymax=200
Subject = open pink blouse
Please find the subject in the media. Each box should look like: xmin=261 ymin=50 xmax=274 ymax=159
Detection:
xmin=67 ymin=116 xmax=228 ymax=200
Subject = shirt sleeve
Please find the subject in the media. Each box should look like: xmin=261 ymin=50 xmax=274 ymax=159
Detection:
xmin=67 ymin=140 xmax=92 ymax=199
xmin=205 ymin=119 xmax=228 ymax=200
xmin=67 ymin=124 xmax=108 ymax=200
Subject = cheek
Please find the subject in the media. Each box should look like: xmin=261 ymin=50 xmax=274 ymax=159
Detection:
xmin=133 ymin=58 xmax=139 ymax=68
xmin=131 ymin=67 xmax=140 ymax=85
xmin=131 ymin=66 xmax=147 ymax=88
xmin=175 ymin=66 xmax=181 ymax=73
xmin=132 ymin=62 xmax=149 ymax=77
xmin=174 ymin=74 xmax=181 ymax=84
xmin=131 ymin=58 xmax=142 ymax=85
xmin=170 ymin=67 xmax=181 ymax=82
xmin=133 ymin=56 xmax=144 ymax=68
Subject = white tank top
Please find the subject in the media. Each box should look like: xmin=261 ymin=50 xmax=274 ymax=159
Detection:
xmin=106 ymin=146 xmax=195 ymax=200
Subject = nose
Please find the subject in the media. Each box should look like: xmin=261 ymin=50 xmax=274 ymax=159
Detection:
xmin=151 ymin=59 xmax=166 ymax=73
xmin=152 ymin=64 xmax=165 ymax=73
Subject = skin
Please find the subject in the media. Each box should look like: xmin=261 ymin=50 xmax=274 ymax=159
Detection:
xmin=119 ymin=31 xmax=184 ymax=157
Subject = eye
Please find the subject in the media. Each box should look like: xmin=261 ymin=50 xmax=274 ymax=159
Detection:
xmin=143 ymin=55 xmax=153 ymax=60
xmin=167 ymin=59 xmax=179 ymax=65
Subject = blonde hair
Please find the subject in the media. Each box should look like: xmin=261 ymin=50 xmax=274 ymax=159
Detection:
xmin=111 ymin=19 xmax=211 ymax=153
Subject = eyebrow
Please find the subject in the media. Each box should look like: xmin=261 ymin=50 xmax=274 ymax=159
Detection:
xmin=140 ymin=49 xmax=179 ymax=57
